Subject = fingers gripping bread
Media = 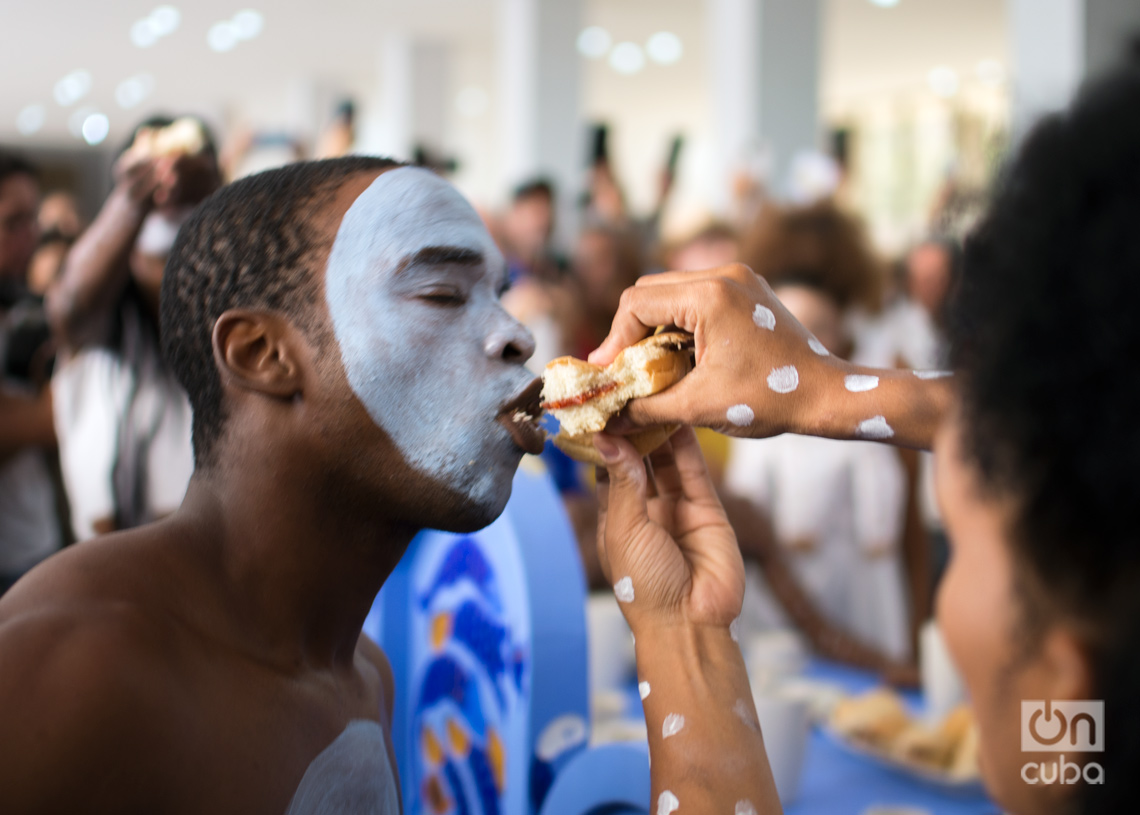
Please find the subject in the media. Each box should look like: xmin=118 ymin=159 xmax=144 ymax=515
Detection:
xmin=541 ymin=331 xmax=693 ymax=464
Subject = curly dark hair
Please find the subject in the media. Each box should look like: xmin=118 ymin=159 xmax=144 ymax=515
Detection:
xmin=739 ymin=199 xmax=885 ymax=313
xmin=160 ymin=156 xmax=400 ymax=468
xmin=948 ymin=46 xmax=1140 ymax=815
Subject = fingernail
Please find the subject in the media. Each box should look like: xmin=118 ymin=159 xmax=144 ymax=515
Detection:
xmin=594 ymin=434 xmax=620 ymax=463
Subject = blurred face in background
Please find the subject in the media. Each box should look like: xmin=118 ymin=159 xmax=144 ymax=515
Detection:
xmin=772 ymin=283 xmax=849 ymax=357
xmin=0 ymin=173 xmax=40 ymax=280
xmin=907 ymin=242 xmax=953 ymax=318
xmin=573 ymin=227 xmax=641 ymax=317
xmin=502 ymin=190 xmax=553 ymax=262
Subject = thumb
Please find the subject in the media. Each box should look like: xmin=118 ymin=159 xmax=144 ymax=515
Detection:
xmin=623 ymin=372 xmax=704 ymax=427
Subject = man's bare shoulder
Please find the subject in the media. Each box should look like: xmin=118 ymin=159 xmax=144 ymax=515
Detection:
xmin=0 ymin=531 xmax=187 ymax=811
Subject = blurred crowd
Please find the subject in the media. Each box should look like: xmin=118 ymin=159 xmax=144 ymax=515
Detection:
xmin=0 ymin=107 xmax=976 ymax=685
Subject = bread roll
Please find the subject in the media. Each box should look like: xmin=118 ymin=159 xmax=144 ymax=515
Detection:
xmin=541 ymin=331 xmax=693 ymax=465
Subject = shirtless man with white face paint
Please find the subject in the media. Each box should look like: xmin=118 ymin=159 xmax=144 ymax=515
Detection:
xmin=0 ymin=160 xmax=545 ymax=813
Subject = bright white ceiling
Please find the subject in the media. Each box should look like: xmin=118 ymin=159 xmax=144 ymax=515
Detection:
xmin=0 ymin=0 xmax=1007 ymax=145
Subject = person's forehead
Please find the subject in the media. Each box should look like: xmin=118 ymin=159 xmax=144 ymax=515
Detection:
xmin=324 ymin=166 xmax=503 ymax=294
xmin=337 ymin=167 xmax=491 ymax=246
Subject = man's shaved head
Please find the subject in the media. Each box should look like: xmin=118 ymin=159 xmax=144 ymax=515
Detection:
xmin=161 ymin=156 xmax=401 ymax=467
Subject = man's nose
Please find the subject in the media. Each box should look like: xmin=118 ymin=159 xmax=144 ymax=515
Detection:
xmin=484 ymin=315 xmax=536 ymax=364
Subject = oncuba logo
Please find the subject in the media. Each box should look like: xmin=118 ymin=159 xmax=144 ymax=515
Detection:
xmin=1021 ymin=700 xmax=1104 ymax=786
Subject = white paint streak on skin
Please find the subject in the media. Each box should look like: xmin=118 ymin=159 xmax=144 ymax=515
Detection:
xmin=807 ymin=337 xmax=830 ymax=356
xmin=752 ymin=304 xmax=776 ymax=330
xmin=844 ymin=374 xmax=879 ymax=393
xmin=614 ymin=576 xmax=635 ymax=603
xmin=914 ymin=369 xmax=953 ymax=380
xmin=639 ymin=681 xmax=651 ymax=700
xmin=657 ymin=791 xmax=680 ymax=815
xmin=726 ymin=404 xmax=755 ymax=427
xmin=732 ymin=698 xmax=759 ymax=732
xmin=324 ymin=166 xmax=532 ymax=514
xmin=729 ymin=616 xmax=741 ymax=642
xmin=767 ymin=365 xmax=799 ymax=394
xmin=857 ymin=415 xmax=895 ymax=440
xmin=735 ymin=800 xmax=757 ymax=815
xmin=662 ymin=713 xmax=685 ymax=738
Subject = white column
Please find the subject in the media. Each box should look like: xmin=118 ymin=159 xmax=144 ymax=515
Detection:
xmin=412 ymin=42 xmax=452 ymax=157
xmin=706 ymin=0 xmax=822 ymax=207
xmin=1008 ymin=0 xmax=1085 ymax=139
xmin=497 ymin=0 xmax=584 ymax=231
xmin=1008 ymin=0 xmax=1140 ymax=140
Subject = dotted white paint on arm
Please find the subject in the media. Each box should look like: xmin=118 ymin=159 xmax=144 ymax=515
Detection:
xmin=807 ymin=337 xmax=830 ymax=356
xmin=844 ymin=374 xmax=879 ymax=393
xmin=726 ymin=404 xmax=754 ymax=427
xmin=639 ymin=681 xmax=651 ymax=700
xmin=856 ymin=415 xmax=895 ymax=440
xmin=752 ymin=304 xmax=776 ymax=330
xmin=732 ymin=698 xmax=759 ymax=732
xmin=729 ymin=616 xmax=741 ymax=642
xmin=767 ymin=365 xmax=799 ymax=394
xmin=614 ymin=576 xmax=635 ymax=603
xmin=662 ymin=713 xmax=685 ymax=738
xmin=914 ymin=369 xmax=953 ymax=380
xmin=735 ymin=800 xmax=757 ymax=815
xmin=657 ymin=790 xmax=680 ymax=815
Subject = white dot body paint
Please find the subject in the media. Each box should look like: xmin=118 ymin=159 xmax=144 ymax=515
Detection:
xmin=726 ymin=404 xmax=755 ymax=427
xmin=639 ymin=681 xmax=651 ymax=700
xmin=729 ymin=615 xmax=741 ymax=642
xmin=914 ymin=369 xmax=953 ymax=380
xmin=735 ymin=800 xmax=757 ymax=815
xmin=662 ymin=713 xmax=685 ymax=739
xmin=732 ymin=698 xmax=759 ymax=732
xmin=325 ymin=166 xmax=532 ymax=516
xmin=767 ymin=365 xmax=799 ymax=394
xmin=614 ymin=576 xmax=635 ymax=603
xmin=857 ymin=415 xmax=895 ymax=440
xmin=807 ymin=336 xmax=830 ymax=356
xmin=752 ymin=304 xmax=776 ymax=331
xmin=844 ymin=374 xmax=879 ymax=393
xmin=657 ymin=791 xmax=680 ymax=815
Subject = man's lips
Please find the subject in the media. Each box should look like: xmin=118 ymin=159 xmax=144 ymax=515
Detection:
xmin=497 ymin=377 xmax=546 ymax=455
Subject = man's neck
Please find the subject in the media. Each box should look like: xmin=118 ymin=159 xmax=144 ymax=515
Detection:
xmin=169 ymin=459 xmax=417 ymax=673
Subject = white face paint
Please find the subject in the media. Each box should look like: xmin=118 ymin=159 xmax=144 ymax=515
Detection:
xmin=857 ymin=415 xmax=895 ymax=440
xmin=767 ymin=365 xmax=799 ymax=394
xmin=752 ymin=304 xmax=776 ymax=331
xmin=657 ymin=791 xmax=680 ymax=815
xmin=726 ymin=404 xmax=755 ymax=427
xmin=807 ymin=336 xmax=830 ymax=356
xmin=914 ymin=369 xmax=953 ymax=380
xmin=325 ymin=167 xmax=536 ymax=521
xmin=614 ymin=576 xmax=635 ymax=603
xmin=639 ymin=681 xmax=651 ymax=700
xmin=844 ymin=374 xmax=879 ymax=393
xmin=662 ymin=713 xmax=685 ymax=738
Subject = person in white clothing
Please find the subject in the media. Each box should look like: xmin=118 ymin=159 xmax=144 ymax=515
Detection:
xmin=725 ymin=281 xmax=911 ymax=661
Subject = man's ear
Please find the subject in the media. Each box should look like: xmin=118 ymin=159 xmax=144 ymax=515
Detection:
xmin=212 ymin=309 xmax=306 ymax=398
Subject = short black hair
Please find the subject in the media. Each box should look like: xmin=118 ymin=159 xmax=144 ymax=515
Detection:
xmin=161 ymin=156 xmax=400 ymax=468
xmin=512 ymin=177 xmax=555 ymax=204
xmin=948 ymin=47 xmax=1140 ymax=815
xmin=0 ymin=151 xmax=37 ymax=186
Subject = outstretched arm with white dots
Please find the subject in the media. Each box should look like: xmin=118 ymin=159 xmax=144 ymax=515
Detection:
xmin=588 ymin=264 xmax=952 ymax=451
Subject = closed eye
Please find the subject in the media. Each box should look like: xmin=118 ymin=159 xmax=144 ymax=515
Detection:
xmin=420 ymin=289 xmax=467 ymax=307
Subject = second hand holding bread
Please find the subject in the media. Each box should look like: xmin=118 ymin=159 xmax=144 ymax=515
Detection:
xmin=541 ymin=331 xmax=694 ymax=465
